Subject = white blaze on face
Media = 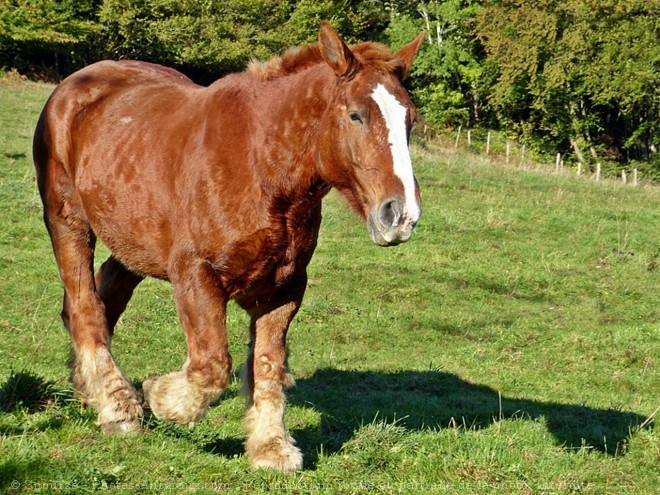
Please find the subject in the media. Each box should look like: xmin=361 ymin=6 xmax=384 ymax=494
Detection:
xmin=370 ymin=83 xmax=421 ymax=224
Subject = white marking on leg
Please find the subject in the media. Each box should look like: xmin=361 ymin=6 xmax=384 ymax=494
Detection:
xmin=77 ymin=346 xmax=142 ymax=429
xmin=370 ymin=83 xmax=421 ymax=223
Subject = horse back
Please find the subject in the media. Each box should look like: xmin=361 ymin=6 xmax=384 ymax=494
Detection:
xmin=34 ymin=60 xmax=202 ymax=177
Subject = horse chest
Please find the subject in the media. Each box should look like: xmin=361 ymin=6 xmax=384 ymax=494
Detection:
xmin=217 ymin=204 xmax=322 ymax=300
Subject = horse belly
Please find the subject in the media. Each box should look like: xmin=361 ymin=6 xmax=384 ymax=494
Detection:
xmin=75 ymin=154 xmax=176 ymax=279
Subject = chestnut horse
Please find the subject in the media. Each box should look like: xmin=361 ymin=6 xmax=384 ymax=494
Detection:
xmin=33 ymin=23 xmax=424 ymax=471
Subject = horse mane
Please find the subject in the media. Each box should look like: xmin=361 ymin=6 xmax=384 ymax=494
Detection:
xmin=247 ymin=41 xmax=405 ymax=81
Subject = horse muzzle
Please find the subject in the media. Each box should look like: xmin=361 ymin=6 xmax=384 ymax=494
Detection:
xmin=367 ymin=197 xmax=420 ymax=247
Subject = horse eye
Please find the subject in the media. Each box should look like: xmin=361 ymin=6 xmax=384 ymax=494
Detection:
xmin=349 ymin=112 xmax=364 ymax=125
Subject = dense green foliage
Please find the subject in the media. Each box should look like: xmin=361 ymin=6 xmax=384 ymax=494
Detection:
xmin=1 ymin=79 xmax=659 ymax=494
xmin=475 ymin=0 xmax=660 ymax=168
xmin=1 ymin=0 xmax=659 ymax=171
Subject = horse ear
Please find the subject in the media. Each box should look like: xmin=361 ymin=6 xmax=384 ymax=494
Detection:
xmin=319 ymin=22 xmax=359 ymax=78
xmin=394 ymin=31 xmax=426 ymax=79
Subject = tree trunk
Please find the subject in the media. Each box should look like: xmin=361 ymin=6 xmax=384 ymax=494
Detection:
xmin=569 ymin=137 xmax=587 ymax=165
xmin=578 ymin=98 xmax=598 ymax=160
xmin=568 ymin=98 xmax=590 ymax=165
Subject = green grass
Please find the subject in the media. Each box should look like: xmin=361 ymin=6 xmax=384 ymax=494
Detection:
xmin=0 ymin=77 xmax=658 ymax=494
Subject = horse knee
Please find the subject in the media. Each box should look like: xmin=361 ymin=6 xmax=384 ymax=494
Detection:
xmin=253 ymin=352 xmax=291 ymax=384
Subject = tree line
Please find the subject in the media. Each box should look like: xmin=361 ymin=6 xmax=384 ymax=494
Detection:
xmin=2 ymin=0 xmax=658 ymax=175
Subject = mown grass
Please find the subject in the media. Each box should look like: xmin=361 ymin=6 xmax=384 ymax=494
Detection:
xmin=0 ymin=77 xmax=658 ymax=494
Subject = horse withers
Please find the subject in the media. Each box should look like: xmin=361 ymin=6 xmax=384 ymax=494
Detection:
xmin=33 ymin=23 xmax=424 ymax=471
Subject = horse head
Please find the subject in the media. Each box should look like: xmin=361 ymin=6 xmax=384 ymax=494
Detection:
xmin=317 ymin=23 xmax=425 ymax=246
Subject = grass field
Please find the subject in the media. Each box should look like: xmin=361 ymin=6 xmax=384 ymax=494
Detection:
xmin=0 ymin=77 xmax=658 ymax=494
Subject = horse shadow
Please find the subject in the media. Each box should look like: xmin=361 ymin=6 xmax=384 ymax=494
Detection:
xmin=1 ymin=368 xmax=649 ymax=469
xmin=286 ymin=369 xmax=650 ymax=467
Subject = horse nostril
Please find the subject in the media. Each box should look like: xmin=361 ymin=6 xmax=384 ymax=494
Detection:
xmin=378 ymin=198 xmax=402 ymax=229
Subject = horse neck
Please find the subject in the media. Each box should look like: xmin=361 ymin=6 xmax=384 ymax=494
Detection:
xmin=252 ymin=66 xmax=334 ymax=200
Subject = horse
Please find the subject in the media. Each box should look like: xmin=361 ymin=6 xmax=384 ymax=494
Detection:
xmin=33 ymin=23 xmax=425 ymax=472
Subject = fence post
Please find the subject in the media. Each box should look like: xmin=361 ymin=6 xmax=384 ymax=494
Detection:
xmin=622 ymin=170 xmax=627 ymax=184
xmin=555 ymin=153 xmax=561 ymax=173
xmin=455 ymin=125 xmax=461 ymax=148
xmin=577 ymin=163 xmax=582 ymax=176
xmin=486 ymin=131 xmax=491 ymax=155
xmin=596 ymin=163 xmax=601 ymax=181
xmin=506 ymin=141 xmax=510 ymax=164
xmin=633 ymin=168 xmax=638 ymax=186
xmin=467 ymin=129 xmax=471 ymax=148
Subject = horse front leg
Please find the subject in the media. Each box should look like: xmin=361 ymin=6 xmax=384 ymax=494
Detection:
xmin=242 ymin=278 xmax=306 ymax=472
xmin=143 ymin=259 xmax=231 ymax=424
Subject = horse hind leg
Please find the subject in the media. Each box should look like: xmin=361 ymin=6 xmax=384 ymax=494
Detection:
xmin=42 ymin=183 xmax=143 ymax=433
xmin=95 ymin=255 xmax=144 ymax=335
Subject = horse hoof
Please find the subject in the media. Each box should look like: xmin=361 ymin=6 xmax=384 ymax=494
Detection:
xmin=249 ymin=440 xmax=303 ymax=472
xmin=100 ymin=420 xmax=142 ymax=435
